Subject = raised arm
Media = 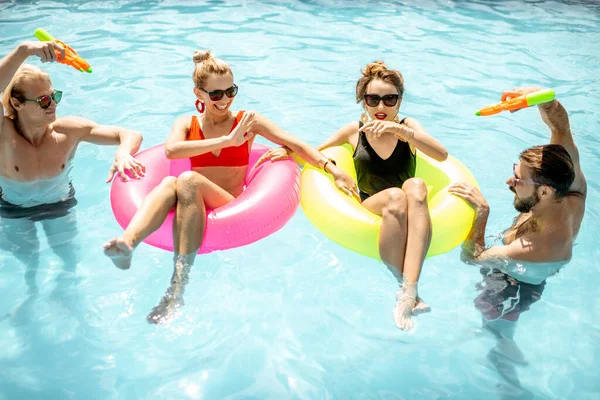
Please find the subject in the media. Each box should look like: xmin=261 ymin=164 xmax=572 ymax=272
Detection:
xmin=539 ymin=99 xmax=586 ymax=195
xmin=503 ymin=87 xmax=586 ymax=196
xmin=0 ymin=41 xmax=64 ymax=130
xmin=57 ymin=116 xmax=144 ymax=182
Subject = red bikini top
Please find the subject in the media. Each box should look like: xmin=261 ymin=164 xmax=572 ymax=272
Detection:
xmin=186 ymin=111 xmax=250 ymax=168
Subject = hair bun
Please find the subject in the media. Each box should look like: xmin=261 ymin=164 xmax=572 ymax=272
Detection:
xmin=193 ymin=50 xmax=212 ymax=64
xmin=363 ymin=61 xmax=387 ymax=77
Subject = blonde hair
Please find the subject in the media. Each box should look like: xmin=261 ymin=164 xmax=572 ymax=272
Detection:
xmin=2 ymin=64 xmax=52 ymax=119
xmin=355 ymin=61 xmax=405 ymax=103
xmin=192 ymin=50 xmax=233 ymax=89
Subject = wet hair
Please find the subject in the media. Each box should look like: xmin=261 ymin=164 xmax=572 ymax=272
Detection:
xmin=520 ymin=144 xmax=575 ymax=198
xmin=2 ymin=64 xmax=52 ymax=119
xmin=355 ymin=61 xmax=404 ymax=103
xmin=192 ymin=50 xmax=233 ymax=89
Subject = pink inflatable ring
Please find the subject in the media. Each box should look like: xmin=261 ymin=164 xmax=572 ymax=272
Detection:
xmin=110 ymin=143 xmax=300 ymax=254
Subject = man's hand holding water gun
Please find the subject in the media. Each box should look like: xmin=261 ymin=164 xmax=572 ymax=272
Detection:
xmin=21 ymin=40 xmax=65 ymax=64
xmin=34 ymin=28 xmax=92 ymax=73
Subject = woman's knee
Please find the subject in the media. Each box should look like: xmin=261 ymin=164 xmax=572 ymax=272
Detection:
xmin=382 ymin=188 xmax=407 ymax=219
xmin=176 ymin=171 xmax=206 ymax=198
xmin=160 ymin=176 xmax=178 ymax=191
xmin=402 ymin=178 xmax=428 ymax=204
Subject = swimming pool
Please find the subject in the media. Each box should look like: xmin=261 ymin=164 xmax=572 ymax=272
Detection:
xmin=1 ymin=0 xmax=599 ymax=398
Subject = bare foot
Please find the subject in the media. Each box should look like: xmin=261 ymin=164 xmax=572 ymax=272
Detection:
xmin=393 ymin=288 xmax=431 ymax=330
xmin=393 ymin=295 xmax=417 ymax=330
xmin=146 ymin=288 xmax=184 ymax=324
xmin=412 ymin=296 xmax=431 ymax=315
xmin=103 ymin=238 xmax=134 ymax=270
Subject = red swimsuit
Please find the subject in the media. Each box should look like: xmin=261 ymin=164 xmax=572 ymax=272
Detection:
xmin=187 ymin=111 xmax=249 ymax=168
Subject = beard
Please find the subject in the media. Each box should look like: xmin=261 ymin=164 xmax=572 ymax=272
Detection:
xmin=513 ymin=190 xmax=540 ymax=213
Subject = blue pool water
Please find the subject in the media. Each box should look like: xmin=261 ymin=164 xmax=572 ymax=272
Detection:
xmin=1 ymin=1 xmax=599 ymax=399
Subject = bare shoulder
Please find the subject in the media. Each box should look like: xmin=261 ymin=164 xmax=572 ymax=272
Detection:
xmin=340 ymin=120 xmax=360 ymax=138
xmin=251 ymin=111 xmax=277 ymax=129
xmin=250 ymin=110 xmax=268 ymax=123
xmin=341 ymin=120 xmax=361 ymax=145
xmin=168 ymin=115 xmax=193 ymax=140
xmin=403 ymin=116 xmax=427 ymax=131
xmin=248 ymin=110 xmax=263 ymax=119
xmin=53 ymin=115 xmax=97 ymax=134
xmin=345 ymin=120 xmax=361 ymax=132
xmin=173 ymin=114 xmax=192 ymax=128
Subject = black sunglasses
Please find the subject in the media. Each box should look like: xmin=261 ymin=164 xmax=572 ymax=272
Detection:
xmin=200 ymin=84 xmax=238 ymax=101
xmin=364 ymin=94 xmax=399 ymax=107
xmin=19 ymin=90 xmax=63 ymax=109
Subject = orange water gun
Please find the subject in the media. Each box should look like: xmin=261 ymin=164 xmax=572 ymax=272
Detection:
xmin=476 ymin=89 xmax=555 ymax=116
xmin=34 ymin=28 xmax=92 ymax=73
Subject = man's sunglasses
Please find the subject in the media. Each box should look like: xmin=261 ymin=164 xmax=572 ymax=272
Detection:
xmin=512 ymin=163 xmax=537 ymax=186
xmin=364 ymin=94 xmax=399 ymax=107
xmin=19 ymin=90 xmax=63 ymax=109
xmin=200 ymin=84 xmax=238 ymax=101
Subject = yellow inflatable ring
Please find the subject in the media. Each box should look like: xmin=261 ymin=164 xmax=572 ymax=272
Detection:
xmin=300 ymin=144 xmax=479 ymax=259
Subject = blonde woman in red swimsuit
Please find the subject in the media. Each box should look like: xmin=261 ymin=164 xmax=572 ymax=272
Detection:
xmin=103 ymin=50 xmax=358 ymax=324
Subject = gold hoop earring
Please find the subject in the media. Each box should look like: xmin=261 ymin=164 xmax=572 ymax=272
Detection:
xmin=360 ymin=112 xmax=369 ymax=125
xmin=393 ymin=114 xmax=400 ymax=123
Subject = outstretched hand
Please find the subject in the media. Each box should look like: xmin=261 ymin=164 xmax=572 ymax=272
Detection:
xmin=107 ymin=153 xmax=146 ymax=182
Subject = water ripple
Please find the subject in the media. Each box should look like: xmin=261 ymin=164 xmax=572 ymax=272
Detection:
xmin=1 ymin=0 xmax=599 ymax=399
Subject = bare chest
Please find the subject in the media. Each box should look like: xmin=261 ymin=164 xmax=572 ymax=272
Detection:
xmin=1 ymin=130 xmax=76 ymax=181
xmin=503 ymin=213 xmax=531 ymax=244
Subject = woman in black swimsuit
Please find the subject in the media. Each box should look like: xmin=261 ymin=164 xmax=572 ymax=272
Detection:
xmin=319 ymin=61 xmax=448 ymax=330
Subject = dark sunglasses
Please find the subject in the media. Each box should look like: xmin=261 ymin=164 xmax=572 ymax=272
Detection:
xmin=20 ymin=90 xmax=63 ymax=109
xmin=200 ymin=84 xmax=238 ymax=101
xmin=364 ymin=94 xmax=399 ymax=107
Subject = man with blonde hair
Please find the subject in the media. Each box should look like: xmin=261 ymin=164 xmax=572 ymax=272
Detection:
xmin=0 ymin=41 xmax=145 ymax=293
